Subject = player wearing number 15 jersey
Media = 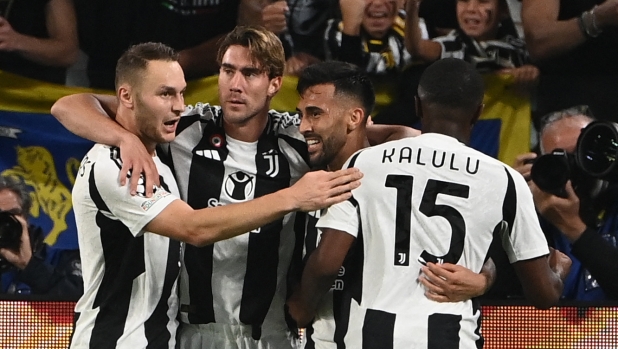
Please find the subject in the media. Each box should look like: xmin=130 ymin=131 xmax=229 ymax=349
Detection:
xmin=288 ymin=58 xmax=571 ymax=348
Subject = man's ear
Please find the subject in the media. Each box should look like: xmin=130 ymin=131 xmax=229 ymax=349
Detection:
xmin=118 ymin=84 xmax=134 ymax=109
xmin=267 ymin=76 xmax=282 ymax=98
xmin=348 ymin=107 xmax=365 ymax=131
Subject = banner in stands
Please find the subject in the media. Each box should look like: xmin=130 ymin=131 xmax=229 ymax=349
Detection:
xmin=474 ymin=74 xmax=532 ymax=167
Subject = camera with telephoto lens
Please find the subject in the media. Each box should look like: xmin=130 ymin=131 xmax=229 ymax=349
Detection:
xmin=0 ymin=211 xmax=22 ymax=271
xmin=531 ymin=148 xmax=596 ymax=198
xmin=531 ymin=121 xmax=618 ymax=198
xmin=575 ymin=121 xmax=618 ymax=181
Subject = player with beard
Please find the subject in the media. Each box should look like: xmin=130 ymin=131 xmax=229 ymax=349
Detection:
xmin=52 ymin=26 xmax=411 ymax=349
xmin=287 ymin=59 xmax=570 ymax=348
xmin=68 ymin=42 xmax=361 ymax=349
xmin=287 ymin=60 xmax=497 ymax=348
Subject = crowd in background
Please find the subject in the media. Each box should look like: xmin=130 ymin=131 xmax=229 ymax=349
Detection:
xmin=2 ymin=0 xmax=618 ymax=304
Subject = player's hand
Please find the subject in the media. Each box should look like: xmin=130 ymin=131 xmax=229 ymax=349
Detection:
xmin=118 ymin=133 xmax=160 ymax=197
xmin=419 ymin=262 xmax=489 ymax=302
xmin=286 ymin=292 xmax=314 ymax=328
xmin=0 ymin=215 xmax=32 ymax=270
xmin=548 ymin=247 xmax=571 ymax=282
xmin=513 ymin=152 xmax=537 ymax=181
xmin=290 ymin=168 xmax=363 ymax=212
xmin=261 ymin=1 xmax=289 ymax=34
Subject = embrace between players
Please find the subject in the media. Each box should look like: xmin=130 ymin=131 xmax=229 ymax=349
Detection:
xmin=52 ymin=26 xmax=570 ymax=349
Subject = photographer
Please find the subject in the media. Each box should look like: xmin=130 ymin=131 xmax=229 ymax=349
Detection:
xmin=514 ymin=106 xmax=618 ymax=300
xmin=0 ymin=176 xmax=82 ymax=298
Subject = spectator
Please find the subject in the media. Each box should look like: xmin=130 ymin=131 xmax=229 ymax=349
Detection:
xmin=405 ymin=0 xmax=539 ymax=93
xmin=522 ymin=0 xmax=618 ymax=124
xmin=75 ymin=0 xmax=241 ymax=89
xmin=374 ymin=0 xmax=535 ymax=127
xmin=0 ymin=175 xmax=82 ymax=298
xmin=325 ymin=0 xmax=420 ymax=75
xmin=237 ymin=0 xmax=323 ymax=76
xmin=513 ymin=106 xmax=618 ymax=300
xmin=0 ymin=0 xmax=79 ymax=84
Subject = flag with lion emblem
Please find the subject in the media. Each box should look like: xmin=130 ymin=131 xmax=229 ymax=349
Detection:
xmin=0 ymin=71 xmax=95 ymax=249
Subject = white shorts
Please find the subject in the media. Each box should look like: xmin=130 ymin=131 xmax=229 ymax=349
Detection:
xmin=177 ymin=322 xmax=300 ymax=349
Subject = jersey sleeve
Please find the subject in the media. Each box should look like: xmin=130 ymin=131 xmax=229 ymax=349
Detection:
xmin=92 ymin=156 xmax=178 ymax=237
xmin=315 ymin=200 xmax=359 ymax=238
xmin=501 ymin=167 xmax=550 ymax=263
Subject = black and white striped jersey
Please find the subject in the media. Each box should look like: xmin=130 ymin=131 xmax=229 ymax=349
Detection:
xmin=315 ymin=133 xmax=550 ymax=349
xmin=298 ymin=209 xmax=363 ymax=349
xmin=70 ymin=144 xmax=182 ymax=349
xmin=161 ymin=103 xmax=310 ymax=340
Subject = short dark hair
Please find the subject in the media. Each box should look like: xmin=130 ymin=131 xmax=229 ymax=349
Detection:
xmin=297 ymin=61 xmax=375 ymax=118
xmin=115 ymin=42 xmax=179 ymax=91
xmin=418 ymin=58 xmax=484 ymax=113
xmin=0 ymin=176 xmax=32 ymax=218
xmin=217 ymin=26 xmax=285 ymax=79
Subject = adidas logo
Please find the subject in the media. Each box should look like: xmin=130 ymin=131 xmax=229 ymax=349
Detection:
xmin=195 ymin=149 xmax=221 ymax=161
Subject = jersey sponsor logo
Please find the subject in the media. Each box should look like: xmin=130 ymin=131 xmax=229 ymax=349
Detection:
xmin=262 ymin=149 xmax=279 ymax=177
xmin=195 ymin=149 xmax=221 ymax=161
xmin=140 ymin=187 xmax=171 ymax=211
xmin=224 ymin=171 xmax=255 ymax=201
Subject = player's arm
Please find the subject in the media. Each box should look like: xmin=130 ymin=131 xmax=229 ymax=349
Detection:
xmin=512 ymin=248 xmax=570 ymax=309
xmin=286 ymin=228 xmax=356 ymax=328
xmin=146 ymin=169 xmax=362 ymax=247
xmin=51 ymin=93 xmax=159 ymax=196
xmin=366 ymin=124 xmax=420 ymax=145
xmin=419 ymin=258 xmax=496 ymax=302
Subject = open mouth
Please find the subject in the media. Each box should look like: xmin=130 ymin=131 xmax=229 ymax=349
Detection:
xmin=366 ymin=11 xmax=388 ymax=19
xmin=463 ymin=18 xmax=482 ymax=26
xmin=164 ymin=119 xmax=178 ymax=126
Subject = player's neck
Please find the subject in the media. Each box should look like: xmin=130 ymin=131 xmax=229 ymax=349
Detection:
xmin=328 ymin=134 xmax=370 ymax=171
xmin=223 ymin=111 xmax=269 ymax=142
xmin=428 ymin=126 xmax=470 ymax=145
xmin=116 ymin=108 xmax=157 ymax=156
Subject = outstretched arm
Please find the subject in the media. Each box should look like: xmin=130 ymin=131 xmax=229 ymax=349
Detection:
xmin=404 ymin=0 xmax=442 ymax=62
xmin=286 ymin=228 xmax=356 ymax=328
xmin=51 ymin=93 xmax=159 ymax=196
xmin=147 ymin=170 xmax=362 ymax=247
